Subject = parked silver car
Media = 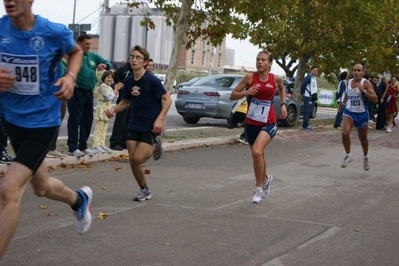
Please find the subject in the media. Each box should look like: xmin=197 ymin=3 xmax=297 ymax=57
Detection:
xmin=175 ymin=74 xmax=300 ymax=127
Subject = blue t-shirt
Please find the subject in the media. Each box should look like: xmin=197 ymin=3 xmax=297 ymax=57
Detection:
xmin=122 ymin=71 xmax=167 ymax=132
xmin=0 ymin=15 xmax=75 ymax=128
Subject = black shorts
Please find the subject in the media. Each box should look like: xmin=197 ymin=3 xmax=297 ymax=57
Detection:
xmin=126 ymin=129 xmax=157 ymax=146
xmin=6 ymin=122 xmax=58 ymax=173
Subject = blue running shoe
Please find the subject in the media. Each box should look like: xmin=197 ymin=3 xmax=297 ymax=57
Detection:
xmin=74 ymin=186 xmax=93 ymax=234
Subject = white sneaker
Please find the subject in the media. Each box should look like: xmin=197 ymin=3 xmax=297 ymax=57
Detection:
xmin=46 ymin=149 xmax=65 ymax=158
xmin=100 ymin=146 xmax=112 ymax=153
xmin=84 ymin=148 xmax=98 ymax=156
xmin=341 ymin=155 xmax=353 ymax=168
xmin=93 ymin=146 xmax=105 ymax=154
xmin=74 ymin=186 xmax=93 ymax=234
xmin=68 ymin=149 xmax=84 ymax=158
xmin=262 ymin=175 xmax=274 ymax=198
xmin=251 ymin=188 xmax=265 ymax=203
xmin=387 ymin=126 xmax=393 ymax=133
xmin=363 ymin=156 xmax=370 ymax=171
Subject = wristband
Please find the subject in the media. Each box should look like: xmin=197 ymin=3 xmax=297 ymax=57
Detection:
xmin=66 ymin=72 xmax=76 ymax=82
xmin=281 ymin=102 xmax=287 ymax=107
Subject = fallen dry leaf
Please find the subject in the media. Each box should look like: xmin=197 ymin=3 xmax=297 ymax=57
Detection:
xmin=40 ymin=204 xmax=48 ymax=209
xmin=92 ymin=180 xmax=97 ymax=184
xmin=354 ymin=229 xmax=360 ymax=232
xmin=48 ymin=213 xmax=57 ymax=217
xmin=101 ymin=186 xmax=107 ymax=190
xmin=163 ymin=243 xmax=171 ymax=246
xmin=114 ymin=166 xmax=122 ymax=171
xmin=97 ymin=212 xmax=109 ymax=220
xmin=144 ymin=169 xmax=151 ymax=174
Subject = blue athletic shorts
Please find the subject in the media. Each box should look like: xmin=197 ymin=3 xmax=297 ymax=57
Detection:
xmin=343 ymin=109 xmax=369 ymax=128
xmin=245 ymin=123 xmax=278 ymax=145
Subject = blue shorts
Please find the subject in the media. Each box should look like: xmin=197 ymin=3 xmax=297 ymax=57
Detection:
xmin=245 ymin=123 xmax=278 ymax=145
xmin=343 ymin=109 xmax=369 ymax=128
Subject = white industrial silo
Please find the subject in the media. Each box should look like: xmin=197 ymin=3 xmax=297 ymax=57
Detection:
xmin=146 ymin=15 xmax=164 ymax=66
xmin=98 ymin=15 xmax=115 ymax=61
xmin=162 ymin=21 xmax=174 ymax=67
xmin=130 ymin=15 xmax=147 ymax=50
xmin=110 ymin=4 xmax=128 ymax=15
xmin=113 ymin=15 xmax=132 ymax=63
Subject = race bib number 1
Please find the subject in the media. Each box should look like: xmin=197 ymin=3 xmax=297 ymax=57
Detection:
xmin=1 ymin=53 xmax=40 ymax=95
xmin=247 ymin=98 xmax=271 ymax=123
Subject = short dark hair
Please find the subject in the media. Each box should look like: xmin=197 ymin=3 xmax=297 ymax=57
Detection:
xmin=101 ymin=70 xmax=114 ymax=82
xmin=132 ymin=45 xmax=150 ymax=61
xmin=77 ymin=34 xmax=91 ymax=43
xmin=340 ymin=71 xmax=348 ymax=80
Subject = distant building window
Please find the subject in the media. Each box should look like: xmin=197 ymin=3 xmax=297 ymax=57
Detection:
xmin=218 ymin=54 xmax=221 ymax=67
xmin=202 ymin=40 xmax=206 ymax=49
xmin=201 ymin=51 xmax=205 ymax=65
xmin=218 ymin=45 xmax=222 ymax=51
xmin=191 ymin=50 xmax=196 ymax=64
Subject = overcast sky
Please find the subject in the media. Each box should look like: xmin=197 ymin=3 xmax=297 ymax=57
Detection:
xmin=0 ymin=0 xmax=284 ymax=75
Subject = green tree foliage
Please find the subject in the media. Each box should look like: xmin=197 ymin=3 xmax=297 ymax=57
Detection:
xmin=126 ymin=0 xmax=399 ymax=100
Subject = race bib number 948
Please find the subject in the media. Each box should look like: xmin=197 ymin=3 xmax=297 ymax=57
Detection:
xmin=1 ymin=53 xmax=40 ymax=95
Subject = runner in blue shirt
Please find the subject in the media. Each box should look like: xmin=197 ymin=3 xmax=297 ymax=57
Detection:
xmin=0 ymin=0 xmax=93 ymax=260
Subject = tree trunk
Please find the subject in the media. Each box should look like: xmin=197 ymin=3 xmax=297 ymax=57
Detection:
xmin=162 ymin=0 xmax=193 ymax=135
xmin=293 ymin=55 xmax=310 ymax=103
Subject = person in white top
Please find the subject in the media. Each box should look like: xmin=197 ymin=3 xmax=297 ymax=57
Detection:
xmin=338 ymin=64 xmax=378 ymax=171
xmin=300 ymin=66 xmax=318 ymax=130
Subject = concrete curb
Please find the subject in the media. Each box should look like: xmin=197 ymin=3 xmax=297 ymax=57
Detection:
xmin=0 ymin=135 xmax=240 ymax=173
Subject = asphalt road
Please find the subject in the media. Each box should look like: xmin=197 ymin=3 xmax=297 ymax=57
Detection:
xmin=1 ymin=127 xmax=399 ymax=265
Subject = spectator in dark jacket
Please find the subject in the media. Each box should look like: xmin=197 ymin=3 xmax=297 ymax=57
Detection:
xmin=376 ymin=77 xmax=388 ymax=130
xmin=334 ymin=71 xmax=348 ymax=129
xmin=109 ymin=52 xmax=134 ymax=150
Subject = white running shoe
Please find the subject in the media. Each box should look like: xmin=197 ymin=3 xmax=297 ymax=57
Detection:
xmin=251 ymin=188 xmax=265 ymax=203
xmin=387 ymin=126 xmax=393 ymax=133
xmin=363 ymin=157 xmax=370 ymax=171
xmin=100 ymin=146 xmax=112 ymax=153
xmin=68 ymin=149 xmax=85 ymax=158
xmin=341 ymin=155 xmax=353 ymax=168
xmin=84 ymin=148 xmax=98 ymax=156
xmin=262 ymin=174 xmax=274 ymax=198
xmin=74 ymin=186 xmax=93 ymax=234
xmin=93 ymin=146 xmax=105 ymax=154
xmin=46 ymin=149 xmax=65 ymax=158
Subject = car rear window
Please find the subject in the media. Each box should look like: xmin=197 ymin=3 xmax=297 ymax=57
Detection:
xmin=195 ymin=76 xmax=236 ymax=87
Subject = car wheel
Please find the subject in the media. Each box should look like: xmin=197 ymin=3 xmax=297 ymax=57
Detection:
xmin=280 ymin=105 xmax=297 ymax=127
xmin=183 ymin=115 xmax=200 ymax=124
xmin=311 ymin=104 xmax=317 ymax=118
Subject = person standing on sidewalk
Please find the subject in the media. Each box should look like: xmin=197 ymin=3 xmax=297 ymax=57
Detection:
xmin=109 ymin=54 xmax=133 ymax=151
xmin=381 ymin=76 xmax=398 ymax=133
xmin=106 ymin=45 xmax=172 ymax=201
xmin=301 ymin=66 xmax=318 ymax=130
xmin=230 ymin=51 xmax=287 ymax=203
xmin=0 ymin=102 xmax=12 ymax=164
xmin=333 ymin=71 xmax=348 ymax=129
xmin=0 ymin=0 xmax=93 ymax=260
xmin=339 ymin=64 xmax=377 ymax=171
xmin=67 ymin=34 xmax=112 ymax=157
xmin=376 ymin=77 xmax=388 ymax=130
xmin=92 ymin=70 xmax=121 ymax=153
xmin=46 ymin=57 xmax=68 ymax=158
